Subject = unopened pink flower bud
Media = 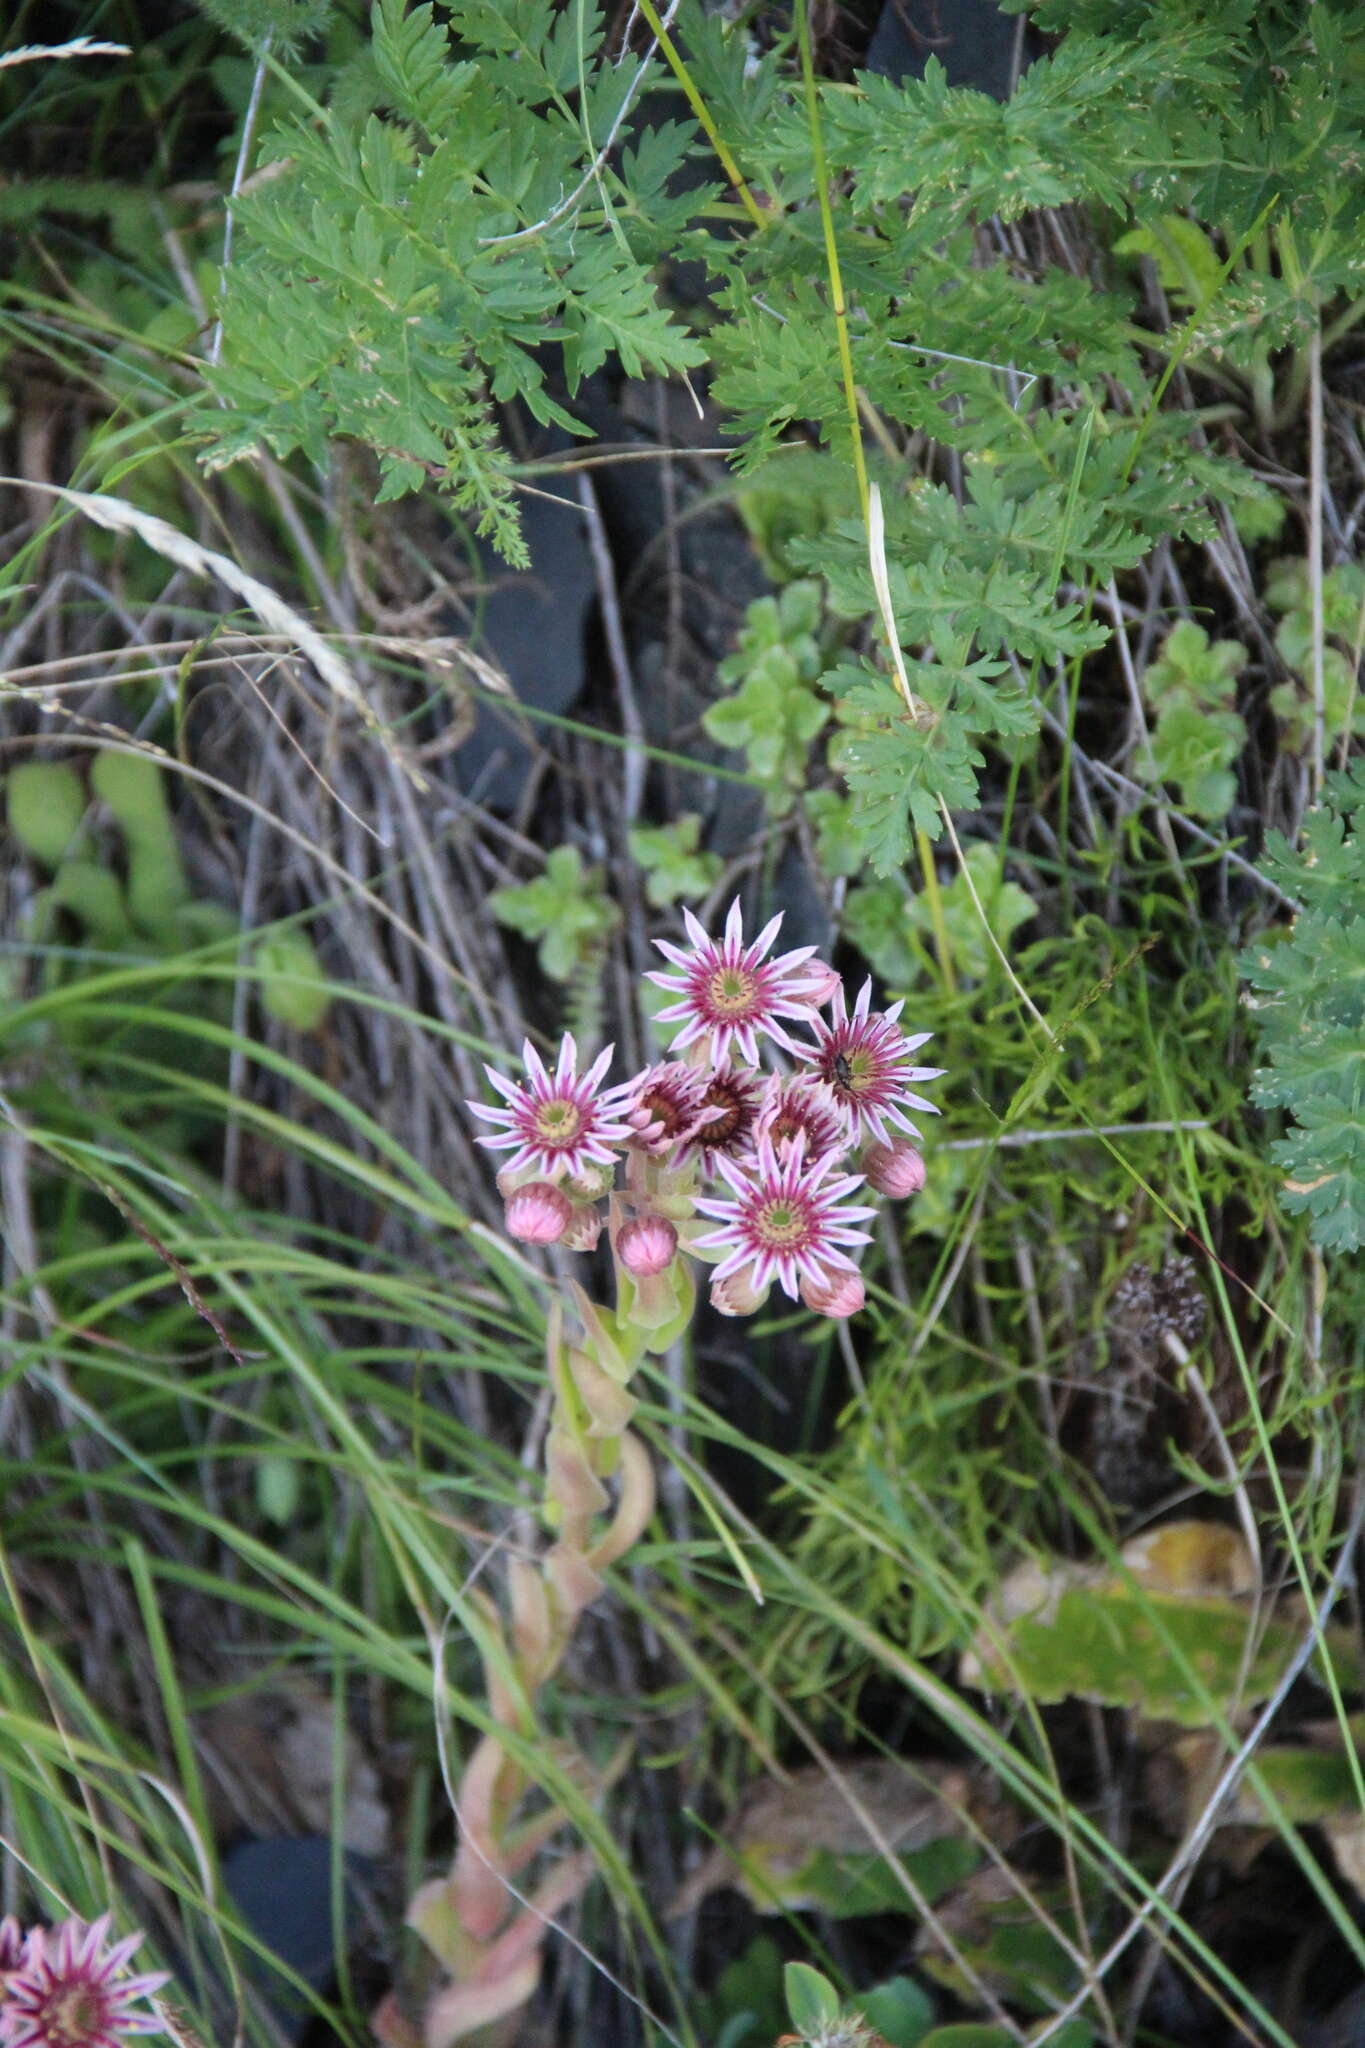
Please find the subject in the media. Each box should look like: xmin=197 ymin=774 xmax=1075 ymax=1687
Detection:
xmin=861 ymin=1139 xmax=926 ymax=1198
xmin=801 ymin=960 xmax=843 ymax=1007
xmin=709 ymin=1270 xmax=770 ymax=1317
xmin=617 ymin=1215 xmax=678 ymax=1277
xmin=559 ymin=1204 xmax=603 ymax=1252
xmin=504 ymin=1181 xmax=573 ymax=1244
xmin=800 ymin=1265 xmax=866 ymax=1318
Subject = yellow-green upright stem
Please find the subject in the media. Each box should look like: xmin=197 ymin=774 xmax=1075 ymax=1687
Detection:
xmin=794 ymin=0 xmax=869 ymax=526
xmin=635 ymin=0 xmax=770 ymax=231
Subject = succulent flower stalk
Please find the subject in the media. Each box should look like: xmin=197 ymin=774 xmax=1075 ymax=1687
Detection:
xmin=452 ymin=900 xmax=945 ymax=2048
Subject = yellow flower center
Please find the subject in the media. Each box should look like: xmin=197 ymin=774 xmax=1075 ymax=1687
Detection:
xmin=756 ymin=1199 xmax=808 ymax=1248
xmin=706 ymin=966 xmax=758 ymax=1017
xmin=829 ymin=1048 xmax=873 ymax=1096
xmin=534 ymin=1098 xmax=583 ymax=1144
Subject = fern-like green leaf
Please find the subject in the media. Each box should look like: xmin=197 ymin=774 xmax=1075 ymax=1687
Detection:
xmin=201 ymin=0 xmax=704 ymax=561
xmin=830 ymin=673 xmax=984 ymax=873
xmin=1241 ymin=770 xmax=1365 ymax=1253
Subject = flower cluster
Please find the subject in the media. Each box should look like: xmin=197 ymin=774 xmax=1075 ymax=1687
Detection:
xmin=0 ymin=1915 xmax=166 ymax=2048
xmin=470 ymin=902 xmax=942 ymax=1321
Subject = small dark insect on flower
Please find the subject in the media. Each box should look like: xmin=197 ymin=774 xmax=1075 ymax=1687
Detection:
xmin=832 ymin=1052 xmax=853 ymax=1089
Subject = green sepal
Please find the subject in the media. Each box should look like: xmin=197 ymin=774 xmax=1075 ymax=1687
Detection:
xmin=617 ymin=1258 xmax=696 ymax=1355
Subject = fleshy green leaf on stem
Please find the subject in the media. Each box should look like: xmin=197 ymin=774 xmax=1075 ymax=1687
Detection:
xmin=6 ymin=762 xmax=88 ymax=870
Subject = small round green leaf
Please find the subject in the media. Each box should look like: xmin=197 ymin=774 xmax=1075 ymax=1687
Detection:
xmin=784 ymin=1962 xmax=841 ymax=2038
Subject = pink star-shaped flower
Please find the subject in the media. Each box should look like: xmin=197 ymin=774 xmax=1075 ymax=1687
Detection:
xmin=648 ymin=900 xmax=830 ymax=1065
xmin=468 ymin=1034 xmax=630 ymax=1182
xmin=692 ymin=1136 xmax=876 ymax=1302
xmin=1 ymin=1916 xmax=168 ymax=2048
xmin=795 ymin=978 xmax=943 ymax=1145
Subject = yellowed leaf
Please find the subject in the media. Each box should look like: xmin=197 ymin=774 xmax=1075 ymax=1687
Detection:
xmin=1118 ymin=1521 xmax=1257 ymax=1597
xmin=668 ymin=1757 xmax=998 ymax=1917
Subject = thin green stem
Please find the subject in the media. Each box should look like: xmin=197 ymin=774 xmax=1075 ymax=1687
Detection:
xmin=634 ymin=0 xmax=769 ymax=230
xmin=794 ymin=0 xmax=869 ymax=526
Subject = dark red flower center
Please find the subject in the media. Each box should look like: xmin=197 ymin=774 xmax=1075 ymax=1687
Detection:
xmin=40 ymin=1986 xmax=106 ymax=2048
xmin=699 ymin=1076 xmax=756 ymax=1152
xmin=639 ymin=1085 xmax=689 ymax=1137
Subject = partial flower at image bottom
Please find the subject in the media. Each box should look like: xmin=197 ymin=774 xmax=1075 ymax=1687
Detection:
xmin=0 ymin=1914 xmax=168 ymax=2048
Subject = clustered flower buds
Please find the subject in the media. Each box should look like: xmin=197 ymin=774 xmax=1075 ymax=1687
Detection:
xmin=0 ymin=1914 xmax=167 ymax=2048
xmin=469 ymin=902 xmax=942 ymax=1323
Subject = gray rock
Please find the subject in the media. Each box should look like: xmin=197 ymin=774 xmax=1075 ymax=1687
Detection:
xmin=450 ymin=468 xmax=596 ymax=811
xmin=865 ymin=0 xmax=1037 ymax=100
xmin=221 ymin=1833 xmax=375 ymax=2036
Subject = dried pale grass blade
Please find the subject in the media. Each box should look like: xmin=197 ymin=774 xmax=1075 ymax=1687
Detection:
xmin=866 ymin=481 xmax=921 ymax=717
xmin=0 ymin=38 xmax=131 ymax=67
xmin=6 ymin=480 xmax=426 ymax=789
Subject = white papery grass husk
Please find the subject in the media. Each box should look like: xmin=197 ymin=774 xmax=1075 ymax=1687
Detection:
xmin=0 ymin=39 xmax=131 ymax=68
xmin=7 ymin=480 xmax=423 ymax=787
